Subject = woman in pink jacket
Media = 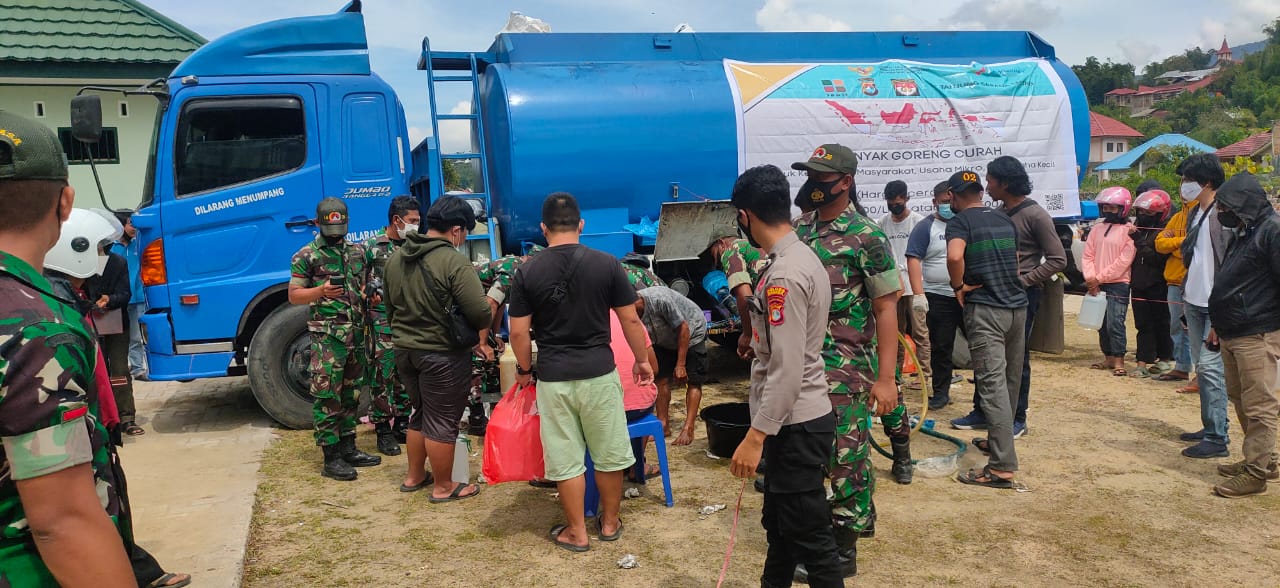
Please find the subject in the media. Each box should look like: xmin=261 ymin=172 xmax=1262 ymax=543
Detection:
xmin=1083 ymin=187 xmax=1137 ymax=376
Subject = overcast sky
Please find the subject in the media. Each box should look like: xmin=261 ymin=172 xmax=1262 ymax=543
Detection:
xmin=145 ymin=0 xmax=1276 ymax=147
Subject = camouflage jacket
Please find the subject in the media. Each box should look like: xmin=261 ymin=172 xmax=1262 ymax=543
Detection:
xmin=290 ymin=237 xmax=367 ymax=331
xmin=624 ymin=264 xmax=665 ymax=291
xmin=719 ymin=239 xmax=766 ymax=291
xmin=0 ymin=251 xmax=122 ymax=584
xmin=474 ymin=255 xmax=523 ymax=306
xmin=794 ymin=203 xmax=901 ymax=394
xmin=363 ymin=229 xmax=404 ymax=333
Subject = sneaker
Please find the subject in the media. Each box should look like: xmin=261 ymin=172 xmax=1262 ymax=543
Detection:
xmin=1182 ymin=441 xmax=1229 ymax=459
xmin=1012 ymin=422 xmax=1027 ymax=439
xmin=1214 ymin=472 xmax=1267 ymax=498
xmin=1179 ymin=430 xmax=1206 ymax=442
xmin=928 ymin=397 xmax=951 ymax=411
xmin=1217 ymin=460 xmax=1280 ymax=481
xmin=950 ymin=412 xmax=989 ymax=430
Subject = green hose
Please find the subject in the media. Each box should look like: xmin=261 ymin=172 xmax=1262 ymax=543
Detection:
xmin=867 ymin=332 xmax=968 ymax=465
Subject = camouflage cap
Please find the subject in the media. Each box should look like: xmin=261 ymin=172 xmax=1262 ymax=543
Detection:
xmin=316 ymin=197 xmax=349 ymax=237
xmin=0 ymin=110 xmax=69 ymax=181
xmin=791 ymin=143 xmax=858 ymax=176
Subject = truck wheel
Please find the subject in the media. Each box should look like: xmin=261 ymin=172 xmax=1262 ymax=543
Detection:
xmin=247 ymin=304 xmax=315 ymax=429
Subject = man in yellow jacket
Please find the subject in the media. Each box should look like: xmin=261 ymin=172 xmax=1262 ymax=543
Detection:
xmin=1155 ymin=200 xmax=1193 ymax=385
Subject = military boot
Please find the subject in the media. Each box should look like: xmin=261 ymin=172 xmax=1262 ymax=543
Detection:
xmin=339 ymin=435 xmax=382 ymax=467
xmin=891 ymin=436 xmax=914 ymax=484
xmin=793 ymin=526 xmax=857 ymax=583
xmin=392 ymin=419 xmax=408 ymax=444
xmin=375 ymin=423 xmax=401 ymax=456
xmin=322 ymin=444 xmax=357 ymax=481
xmin=1217 ymin=459 xmax=1280 ymax=481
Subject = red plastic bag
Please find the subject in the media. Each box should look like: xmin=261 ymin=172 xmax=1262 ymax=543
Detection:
xmin=482 ymin=383 xmax=545 ymax=483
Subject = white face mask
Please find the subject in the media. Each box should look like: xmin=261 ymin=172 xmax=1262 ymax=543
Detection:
xmin=1180 ymin=181 xmax=1203 ymax=202
xmin=95 ymin=254 xmax=109 ymax=276
xmin=400 ymin=223 xmax=418 ymax=237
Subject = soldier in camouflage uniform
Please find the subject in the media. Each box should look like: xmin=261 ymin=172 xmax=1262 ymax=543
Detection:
xmin=792 ymin=144 xmax=906 ymax=581
xmin=363 ymin=196 xmax=420 ymax=455
xmin=0 ymin=111 xmax=134 ymax=584
xmin=467 ymin=245 xmax=543 ymax=434
xmin=621 ymin=252 xmax=664 ymax=291
xmin=709 ymin=235 xmax=767 ymax=358
xmin=289 ymin=197 xmax=382 ymax=481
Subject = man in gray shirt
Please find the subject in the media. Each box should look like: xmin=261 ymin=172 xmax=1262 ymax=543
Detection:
xmin=950 ymin=156 xmax=1067 ymax=437
xmin=725 ymin=164 xmax=842 ymax=585
xmin=636 ymin=285 xmax=708 ymax=446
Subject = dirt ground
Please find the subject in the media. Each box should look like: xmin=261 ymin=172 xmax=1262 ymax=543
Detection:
xmin=244 ymin=298 xmax=1280 ymax=587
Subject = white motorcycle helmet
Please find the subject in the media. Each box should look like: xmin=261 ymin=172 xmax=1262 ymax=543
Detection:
xmin=45 ymin=208 xmax=122 ymax=279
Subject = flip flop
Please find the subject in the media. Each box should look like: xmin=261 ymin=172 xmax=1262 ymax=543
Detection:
xmin=123 ymin=422 xmax=145 ymax=436
xmin=1089 ymin=362 xmax=1110 ymax=370
xmin=971 ymin=437 xmax=991 ymax=455
xmin=549 ymin=524 xmax=590 ymax=552
xmin=957 ymin=466 xmax=1015 ymax=489
xmin=146 ymin=572 xmax=192 ymax=588
xmin=528 ymin=478 xmax=557 ymax=488
xmin=1154 ymin=373 xmax=1189 ymax=382
xmin=399 ymin=472 xmax=435 ymax=493
xmin=428 ymin=483 xmax=481 ymax=503
xmin=1113 ymin=368 xmax=1128 ymax=377
xmin=595 ymin=518 xmax=624 ymax=542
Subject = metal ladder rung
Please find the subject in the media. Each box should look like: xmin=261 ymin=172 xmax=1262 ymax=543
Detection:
xmin=432 ymin=74 xmax=475 ymax=82
xmin=437 ymin=113 xmax=478 ymax=121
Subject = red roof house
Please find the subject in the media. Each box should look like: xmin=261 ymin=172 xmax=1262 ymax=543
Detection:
xmin=1089 ymin=112 xmax=1143 ymax=166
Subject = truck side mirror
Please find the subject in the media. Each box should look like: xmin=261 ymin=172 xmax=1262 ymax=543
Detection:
xmin=70 ymin=95 xmax=103 ymax=144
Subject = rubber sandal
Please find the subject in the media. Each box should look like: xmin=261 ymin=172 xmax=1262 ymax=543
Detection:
xmin=399 ymin=472 xmax=434 ymax=493
xmin=1154 ymin=373 xmax=1188 ymax=382
xmin=595 ymin=518 xmax=624 ymax=542
xmin=428 ymin=483 xmax=481 ymax=503
xmin=971 ymin=438 xmax=991 ymax=455
xmin=957 ymin=466 xmax=1014 ymax=489
xmin=549 ymin=524 xmax=590 ymax=552
xmin=528 ymin=478 xmax=557 ymax=488
xmin=1113 ymin=368 xmax=1128 ymax=377
xmin=1090 ymin=362 xmax=1110 ymax=370
xmin=146 ymin=572 xmax=192 ymax=588
xmin=1130 ymin=366 xmax=1152 ymax=378
xmin=123 ymin=422 xmax=145 ymax=436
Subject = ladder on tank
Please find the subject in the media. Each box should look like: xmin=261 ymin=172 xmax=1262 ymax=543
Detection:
xmin=422 ymin=41 xmax=499 ymax=262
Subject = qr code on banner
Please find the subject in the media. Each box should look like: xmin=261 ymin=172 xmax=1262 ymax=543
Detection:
xmin=1045 ymin=193 xmax=1064 ymax=212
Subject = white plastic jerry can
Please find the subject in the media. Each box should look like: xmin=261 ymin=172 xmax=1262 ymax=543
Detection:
xmin=452 ymin=434 xmax=472 ymax=483
xmin=1077 ymin=292 xmax=1107 ymax=330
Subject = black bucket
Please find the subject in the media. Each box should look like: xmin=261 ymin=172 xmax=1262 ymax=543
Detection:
xmin=700 ymin=402 xmax=751 ymax=459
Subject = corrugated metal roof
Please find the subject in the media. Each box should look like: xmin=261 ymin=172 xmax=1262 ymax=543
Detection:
xmin=1095 ymin=134 xmax=1218 ymax=171
xmin=0 ymin=0 xmax=205 ymax=64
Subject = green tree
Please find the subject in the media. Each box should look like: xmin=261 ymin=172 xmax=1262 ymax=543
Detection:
xmin=1141 ymin=47 xmax=1214 ymax=82
xmin=1085 ymin=144 xmax=1200 ymax=209
xmin=1266 ymin=17 xmax=1280 ymax=45
xmin=1073 ymin=56 xmax=1137 ymax=105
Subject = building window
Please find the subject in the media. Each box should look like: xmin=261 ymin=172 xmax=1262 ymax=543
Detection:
xmin=174 ymin=96 xmax=306 ymax=197
xmin=57 ymin=127 xmax=120 ymax=164
xmin=1106 ymin=142 xmax=1115 ymax=153
xmin=119 ymin=101 xmax=130 ymax=118
xmin=33 ymin=102 xmax=45 ymax=118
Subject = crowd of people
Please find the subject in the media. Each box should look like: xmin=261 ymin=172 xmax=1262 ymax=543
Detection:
xmin=3 ymin=100 xmax=1279 ymax=587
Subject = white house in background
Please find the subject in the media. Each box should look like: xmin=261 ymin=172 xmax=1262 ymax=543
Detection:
xmin=0 ymin=0 xmax=204 ymax=210
xmin=1088 ymin=112 xmax=1143 ymax=169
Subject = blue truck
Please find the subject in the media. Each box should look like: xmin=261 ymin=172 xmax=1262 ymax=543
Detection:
xmin=69 ymin=1 xmax=1093 ymax=428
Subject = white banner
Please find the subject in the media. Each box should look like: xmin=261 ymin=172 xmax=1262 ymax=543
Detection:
xmin=725 ymin=58 xmax=1081 ymax=218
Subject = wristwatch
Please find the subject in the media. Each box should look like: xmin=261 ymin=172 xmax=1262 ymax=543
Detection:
xmin=516 ymin=364 xmax=534 ymax=376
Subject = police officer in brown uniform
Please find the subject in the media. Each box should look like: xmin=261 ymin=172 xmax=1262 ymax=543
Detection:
xmin=728 ymin=165 xmax=842 ymax=588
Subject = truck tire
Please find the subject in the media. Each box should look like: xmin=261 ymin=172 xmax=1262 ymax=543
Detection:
xmin=247 ymin=304 xmax=315 ymax=429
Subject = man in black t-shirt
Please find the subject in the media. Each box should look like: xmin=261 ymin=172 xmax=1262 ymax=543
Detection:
xmin=508 ymin=192 xmax=654 ymax=552
xmin=944 ymin=170 xmax=1027 ymax=490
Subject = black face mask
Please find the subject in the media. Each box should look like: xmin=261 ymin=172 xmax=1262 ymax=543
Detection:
xmin=323 ymin=235 xmax=345 ymax=246
xmin=1218 ymin=209 xmax=1242 ymax=229
xmin=1136 ymin=212 xmax=1162 ymax=227
xmin=888 ymin=202 xmax=907 ymax=216
xmin=1102 ymin=211 xmax=1128 ymax=224
xmin=739 ymin=217 xmax=762 ymax=249
xmin=799 ymin=177 xmax=844 ymax=209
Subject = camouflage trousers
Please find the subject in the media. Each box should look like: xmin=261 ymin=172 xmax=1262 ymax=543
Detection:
xmin=829 ymin=390 xmax=909 ymax=532
xmin=311 ymin=328 xmax=364 ymax=446
xmin=367 ymin=330 xmax=409 ymax=425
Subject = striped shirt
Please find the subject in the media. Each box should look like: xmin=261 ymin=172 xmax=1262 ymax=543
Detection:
xmin=945 ymin=207 xmax=1028 ymax=309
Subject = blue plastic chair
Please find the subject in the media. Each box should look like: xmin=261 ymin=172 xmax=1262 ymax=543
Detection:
xmin=583 ymin=413 xmax=674 ymax=517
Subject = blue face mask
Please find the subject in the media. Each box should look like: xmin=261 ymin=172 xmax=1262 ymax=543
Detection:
xmin=938 ymin=203 xmax=955 ymax=220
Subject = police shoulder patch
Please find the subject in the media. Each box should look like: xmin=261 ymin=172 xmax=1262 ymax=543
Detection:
xmin=766 ymin=285 xmax=788 ymax=326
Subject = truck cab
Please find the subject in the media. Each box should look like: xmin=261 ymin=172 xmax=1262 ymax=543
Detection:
xmin=82 ymin=5 xmax=410 ymax=428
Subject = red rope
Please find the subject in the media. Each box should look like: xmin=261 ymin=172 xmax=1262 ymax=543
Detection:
xmin=716 ymin=479 xmax=748 ymax=588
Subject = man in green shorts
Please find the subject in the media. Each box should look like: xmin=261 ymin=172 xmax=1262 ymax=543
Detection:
xmin=508 ymin=193 xmax=654 ymax=553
